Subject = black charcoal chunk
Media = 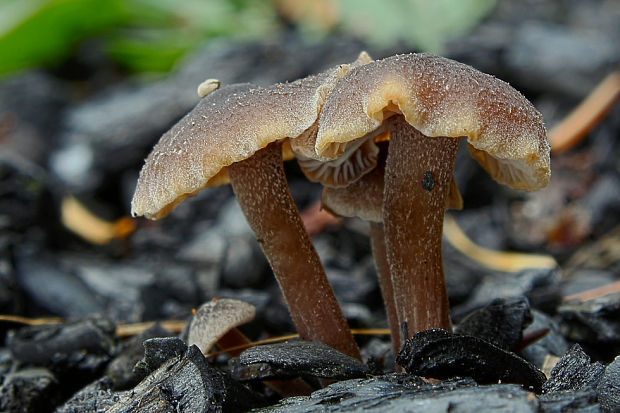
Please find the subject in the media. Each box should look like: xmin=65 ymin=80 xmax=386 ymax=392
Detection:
xmin=55 ymin=377 xmax=120 ymax=413
xmin=453 ymin=267 xmax=561 ymax=319
xmin=543 ymin=345 xmax=605 ymax=393
xmin=521 ymin=310 xmax=570 ymax=368
xmin=109 ymin=345 xmax=264 ymax=412
xmin=597 ymin=356 xmax=620 ymax=413
xmin=397 ymin=329 xmax=546 ymax=393
xmin=7 ymin=316 xmax=115 ymax=374
xmin=456 ymin=296 xmax=532 ymax=352
xmin=15 ymin=254 xmax=105 ymax=317
xmin=230 ymin=341 xmax=369 ymax=381
xmin=0 ymin=349 xmax=14 ymax=375
xmin=105 ymin=324 xmax=173 ymax=390
xmin=256 ymin=374 xmax=539 ymax=413
xmin=133 ymin=337 xmax=188 ymax=378
xmin=0 ymin=367 xmax=59 ymax=413
xmin=558 ymin=293 xmax=620 ymax=349
xmin=538 ymin=390 xmax=601 ymax=413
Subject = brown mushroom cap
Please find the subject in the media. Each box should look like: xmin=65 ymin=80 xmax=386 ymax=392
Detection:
xmin=315 ymin=53 xmax=550 ymax=191
xmin=187 ymin=298 xmax=255 ymax=355
xmin=131 ymin=54 xmax=374 ymax=220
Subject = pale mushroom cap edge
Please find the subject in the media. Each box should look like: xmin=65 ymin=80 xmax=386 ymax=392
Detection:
xmin=131 ymin=63 xmax=352 ymax=220
xmin=316 ymin=53 xmax=551 ymax=192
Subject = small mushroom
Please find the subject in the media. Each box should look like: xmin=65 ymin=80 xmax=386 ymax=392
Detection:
xmin=313 ymin=53 xmax=550 ymax=338
xmin=321 ymin=142 xmax=400 ymax=354
xmin=131 ymin=56 xmax=373 ymax=360
xmin=188 ymin=298 xmax=256 ymax=355
xmin=321 ymin=141 xmax=462 ymax=355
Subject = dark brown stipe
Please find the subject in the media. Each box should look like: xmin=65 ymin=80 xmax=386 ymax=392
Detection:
xmin=369 ymin=222 xmax=401 ymax=357
xmin=383 ymin=116 xmax=458 ymax=337
xmin=228 ymin=142 xmax=360 ymax=360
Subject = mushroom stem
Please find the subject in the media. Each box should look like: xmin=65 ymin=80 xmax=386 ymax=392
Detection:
xmin=369 ymin=222 xmax=401 ymax=356
xmin=383 ymin=116 xmax=458 ymax=337
xmin=227 ymin=142 xmax=360 ymax=360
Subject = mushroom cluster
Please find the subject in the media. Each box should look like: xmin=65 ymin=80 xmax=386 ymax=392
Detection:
xmin=132 ymin=52 xmax=550 ymax=359
xmin=304 ymin=53 xmax=550 ymax=352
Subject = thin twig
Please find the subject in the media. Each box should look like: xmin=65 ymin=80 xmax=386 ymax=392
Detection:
xmin=443 ymin=215 xmax=557 ymax=272
xmin=0 ymin=315 xmax=62 ymax=325
xmin=549 ymin=72 xmax=620 ymax=153
xmin=562 ymin=280 xmax=620 ymax=302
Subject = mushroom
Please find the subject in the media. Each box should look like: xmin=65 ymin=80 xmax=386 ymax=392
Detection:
xmin=188 ymin=298 xmax=256 ymax=356
xmin=131 ymin=54 xmax=373 ymax=360
xmin=321 ymin=142 xmax=401 ymax=353
xmin=310 ymin=53 xmax=550 ymax=339
xmin=321 ymin=141 xmax=462 ymax=355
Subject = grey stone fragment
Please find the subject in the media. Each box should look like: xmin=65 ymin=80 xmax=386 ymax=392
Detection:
xmin=561 ymin=270 xmax=618 ymax=299
xmin=505 ymin=22 xmax=618 ymax=97
xmin=70 ymin=258 xmax=156 ymax=322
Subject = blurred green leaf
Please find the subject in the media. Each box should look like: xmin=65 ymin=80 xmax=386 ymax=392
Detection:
xmin=104 ymin=32 xmax=192 ymax=73
xmin=105 ymin=0 xmax=279 ymax=72
xmin=337 ymin=0 xmax=496 ymax=52
xmin=0 ymin=0 xmax=129 ymax=75
xmin=0 ymin=0 xmax=280 ymax=76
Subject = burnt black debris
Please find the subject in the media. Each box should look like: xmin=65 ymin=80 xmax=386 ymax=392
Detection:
xmin=255 ymin=374 xmax=544 ymax=413
xmin=521 ymin=310 xmax=570 ymax=368
xmin=105 ymin=324 xmax=173 ymax=390
xmin=231 ymin=341 xmax=369 ymax=381
xmin=597 ymin=356 xmax=620 ymax=412
xmin=397 ymin=329 xmax=547 ymax=392
xmin=0 ymin=367 xmax=59 ymax=413
xmin=538 ymin=390 xmax=601 ymax=413
xmin=455 ymin=296 xmax=533 ymax=352
xmin=15 ymin=252 xmax=106 ymax=318
xmin=540 ymin=344 xmax=619 ymax=412
xmin=543 ymin=345 xmax=605 ymax=394
xmin=109 ymin=344 xmax=265 ymax=412
xmin=558 ymin=293 xmax=620 ymax=360
xmin=135 ymin=336 xmax=189 ymax=376
xmin=7 ymin=316 xmax=115 ymax=372
xmin=452 ymin=267 xmax=562 ymax=320
xmin=55 ymin=377 xmax=120 ymax=413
